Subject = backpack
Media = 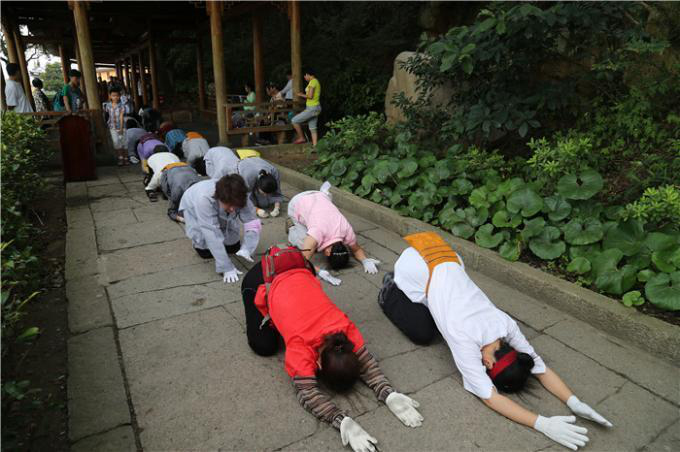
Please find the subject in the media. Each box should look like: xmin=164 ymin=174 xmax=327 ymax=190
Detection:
xmin=258 ymin=246 xmax=314 ymax=328
xmin=53 ymin=92 xmax=64 ymax=111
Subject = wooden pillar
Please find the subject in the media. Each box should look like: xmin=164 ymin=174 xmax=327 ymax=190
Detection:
xmin=59 ymin=44 xmax=69 ymax=82
xmin=1 ymin=67 xmax=6 ymax=111
xmin=196 ymin=36 xmax=206 ymax=111
xmin=71 ymin=0 xmax=110 ymax=152
xmin=9 ymin=22 xmax=35 ymax=110
xmin=148 ymin=39 xmax=160 ymax=110
xmin=123 ymin=60 xmax=132 ymax=94
xmin=252 ymin=13 xmax=264 ymax=104
xmin=208 ymin=1 xmax=227 ymax=143
xmin=1 ymin=20 xmax=20 ymax=64
xmin=138 ymin=52 xmax=149 ymax=106
xmin=115 ymin=61 xmax=122 ymax=81
xmin=129 ymin=56 xmax=140 ymax=109
xmin=289 ymin=0 xmax=302 ymax=101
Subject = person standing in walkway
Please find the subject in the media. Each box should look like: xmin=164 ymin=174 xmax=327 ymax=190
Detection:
xmin=279 ymin=69 xmax=294 ymax=102
xmin=60 ymin=69 xmax=85 ymax=113
xmin=291 ymin=68 xmax=321 ymax=146
xmin=287 ymin=181 xmax=380 ymax=286
xmin=32 ymin=78 xmax=50 ymax=112
xmin=179 ymin=174 xmax=261 ymax=284
xmin=103 ymin=87 xmax=128 ymax=166
xmin=4 ymin=63 xmax=34 ymax=113
xmin=241 ymin=252 xmax=423 ymax=452
xmin=379 ymin=231 xmax=613 ymax=451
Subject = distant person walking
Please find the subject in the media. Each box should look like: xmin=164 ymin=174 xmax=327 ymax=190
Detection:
xmin=103 ymin=86 xmax=128 ymax=166
xmin=292 ymin=68 xmax=321 ymax=146
xmin=58 ymin=69 xmax=85 ymax=112
xmin=32 ymin=78 xmax=51 ymax=112
xmin=4 ymin=63 xmax=34 ymax=113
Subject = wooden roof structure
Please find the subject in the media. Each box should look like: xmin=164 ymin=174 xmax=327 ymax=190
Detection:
xmin=2 ymin=1 xmax=302 ymax=144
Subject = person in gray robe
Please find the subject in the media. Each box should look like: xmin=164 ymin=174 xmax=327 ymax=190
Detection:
xmin=179 ymin=175 xmax=261 ymax=284
xmin=204 ymin=146 xmax=240 ymax=180
xmin=160 ymin=163 xmax=202 ymax=222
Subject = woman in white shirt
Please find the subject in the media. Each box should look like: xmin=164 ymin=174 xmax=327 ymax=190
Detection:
xmin=379 ymin=232 xmax=613 ymax=451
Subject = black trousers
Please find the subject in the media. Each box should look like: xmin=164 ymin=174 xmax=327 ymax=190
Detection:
xmin=194 ymin=241 xmax=241 ymax=259
xmin=379 ymin=277 xmax=438 ymax=345
xmin=241 ymin=262 xmax=280 ymax=356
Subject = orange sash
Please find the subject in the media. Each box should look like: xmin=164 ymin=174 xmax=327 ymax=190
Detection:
xmin=162 ymin=162 xmax=188 ymax=172
xmin=186 ymin=131 xmax=204 ymax=140
xmin=403 ymin=231 xmax=460 ymax=293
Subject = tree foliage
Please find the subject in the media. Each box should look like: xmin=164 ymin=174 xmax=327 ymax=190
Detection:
xmin=39 ymin=62 xmax=64 ymax=94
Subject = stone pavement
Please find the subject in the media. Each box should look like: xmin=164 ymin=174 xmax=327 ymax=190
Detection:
xmin=65 ymin=166 xmax=679 ymax=452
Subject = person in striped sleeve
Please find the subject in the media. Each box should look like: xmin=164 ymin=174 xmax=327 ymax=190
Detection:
xmin=241 ymin=260 xmax=423 ymax=452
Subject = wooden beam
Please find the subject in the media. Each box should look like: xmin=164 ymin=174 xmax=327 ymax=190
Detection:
xmin=129 ymin=56 xmax=141 ymax=110
xmin=138 ymin=52 xmax=149 ymax=106
xmin=59 ymin=44 xmax=69 ymax=83
xmin=11 ymin=23 xmax=36 ymax=111
xmin=148 ymin=35 xmax=160 ymax=110
xmin=252 ymin=13 xmax=264 ymax=104
xmin=1 ymin=19 xmax=20 ymax=64
xmin=208 ymin=0 xmax=228 ymax=144
xmin=196 ymin=36 xmax=206 ymax=112
xmin=289 ymin=0 xmax=302 ymax=101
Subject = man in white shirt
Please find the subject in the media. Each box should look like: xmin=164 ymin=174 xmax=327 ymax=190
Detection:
xmin=5 ymin=63 xmax=34 ymax=113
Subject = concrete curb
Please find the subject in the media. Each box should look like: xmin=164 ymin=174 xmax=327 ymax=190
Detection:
xmin=276 ymin=164 xmax=680 ymax=363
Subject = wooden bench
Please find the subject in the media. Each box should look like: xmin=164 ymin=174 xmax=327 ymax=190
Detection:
xmin=225 ymin=100 xmax=300 ymax=146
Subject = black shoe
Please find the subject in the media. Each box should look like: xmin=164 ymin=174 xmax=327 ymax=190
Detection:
xmin=146 ymin=190 xmax=158 ymax=202
xmin=195 ymin=247 xmax=213 ymax=259
xmin=378 ymin=272 xmax=395 ymax=307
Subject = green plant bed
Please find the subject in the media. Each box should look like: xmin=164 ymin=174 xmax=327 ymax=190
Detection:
xmin=307 ymin=113 xmax=680 ymax=320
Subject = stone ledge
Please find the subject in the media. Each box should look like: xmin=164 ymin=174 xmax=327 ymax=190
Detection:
xmin=275 ymin=164 xmax=680 ymax=363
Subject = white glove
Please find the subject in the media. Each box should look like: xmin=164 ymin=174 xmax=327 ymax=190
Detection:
xmin=256 ymin=208 xmax=269 ymax=218
xmin=340 ymin=417 xmax=377 ymax=452
xmin=385 ymin=392 xmax=423 ymax=428
xmin=361 ymin=258 xmax=381 ymax=275
xmin=223 ymin=269 xmax=243 ymax=284
xmin=534 ymin=415 xmax=589 ymax=451
xmin=235 ymin=248 xmax=254 ymax=263
xmin=320 ymin=180 xmax=332 ymax=195
xmin=270 ymin=206 xmax=280 ymax=217
xmin=318 ymin=269 xmax=341 ymax=286
xmin=567 ymin=396 xmax=613 ymax=427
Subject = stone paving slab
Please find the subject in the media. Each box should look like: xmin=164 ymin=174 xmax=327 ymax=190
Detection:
xmin=67 ymin=274 xmax=112 ymax=334
xmin=68 ymin=327 xmax=130 ymax=441
xmin=71 ymin=425 xmax=136 ymax=452
xmin=92 ymin=208 xmax=139 ymax=228
xmin=66 ymin=206 xmax=95 ymax=229
xmin=65 ymin=224 xmax=99 ymax=281
xmin=96 ymin=219 xmax=184 ymax=252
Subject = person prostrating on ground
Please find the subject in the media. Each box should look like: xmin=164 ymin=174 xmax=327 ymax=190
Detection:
xmin=241 ymin=247 xmax=423 ymax=452
xmin=378 ymin=231 xmax=613 ymax=450
xmin=287 ymin=181 xmax=380 ymax=286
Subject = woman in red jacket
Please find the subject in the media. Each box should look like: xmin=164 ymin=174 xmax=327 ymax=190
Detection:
xmin=241 ymin=254 xmax=423 ymax=452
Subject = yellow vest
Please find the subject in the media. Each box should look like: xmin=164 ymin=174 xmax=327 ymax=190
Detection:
xmin=403 ymin=231 xmax=460 ymax=293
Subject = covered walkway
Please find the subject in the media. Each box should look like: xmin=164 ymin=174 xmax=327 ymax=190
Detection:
xmin=64 ymin=165 xmax=679 ymax=451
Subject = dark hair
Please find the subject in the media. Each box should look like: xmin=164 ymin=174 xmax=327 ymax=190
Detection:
xmin=32 ymin=78 xmax=43 ymax=88
xmin=327 ymin=242 xmax=350 ymax=270
xmin=303 ymin=67 xmax=315 ymax=76
xmin=125 ymin=119 xmax=138 ymax=129
xmin=152 ymin=144 xmax=167 ymax=155
xmin=317 ymin=332 xmax=360 ymax=392
xmin=257 ymin=170 xmax=278 ymax=194
xmin=6 ymin=63 xmax=19 ymax=77
xmin=172 ymin=142 xmax=184 ymax=159
xmin=488 ymin=343 xmax=535 ymax=393
xmin=192 ymin=158 xmax=207 ymax=176
xmin=214 ymin=174 xmax=248 ymax=208
xmin=244 ymin=82 xmax=253 ymax=92
xmin=68 ymin=69 xmax=81 ymax=78
xmin=109 ymin=86 xmax=121 ymax=94
xmin=286 ymin=68 xmax=292 ymax=76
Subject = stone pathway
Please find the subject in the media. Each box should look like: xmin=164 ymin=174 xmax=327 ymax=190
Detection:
xmin=65 ymin=166 xmax=679 ymax=451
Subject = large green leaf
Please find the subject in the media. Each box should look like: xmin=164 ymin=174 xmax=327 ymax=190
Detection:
xmin=330 ymin=159 xmax=347 ymax=176
xmin=567 ymin=257 xmax=591 ymax=274
xmin=602 ymin=219 xmax=645 ymax=256
xmin=372 ymin=159 xmax=399 ymax=183
xmin=450 ymin=178 xmax=474 ymax=195
xmin=475 ymin=224 xmax=504 ymax=249
xmin=499 ymin=238 xmax=521 ymax=261
xmin=645 ymin=272 xmax=680 ymax=311
xmin=469 ymin=186 xmax=497 ymax=209
xmin=543 ymin=194 xmax=572 ymax=221
xmin=562 ymin=218 xmax=604 ymax=245
xmin=496 ymin=178 xmax=525 ymax=198
xmin=591 ymin=249 xmax=636 ymax=295
xmin=507 ymin=186 xmax=543 ymax=217
xmin=398 ymin=158 xmax=419 ymax=178
xmin=651 ymin=248 xmax=680 ymax=273
xmin=557 ymin=169 xmax=604 ymax=200
xmin=621 ymin=291 xmax=645 ymax=307
xmin=645 ymin=232 xmax=679 ymax=252
xmin=451 ymin=223 xmax=475 ymax=239
xmin=361 ymin=174 xmax=378 ymax=190
xmin=529 ymin=226 xmax=565 ymax=260
xmin=521 ymin=217 xmax=546 ymax=241
xmin=492 ymin=210 xmax=522 ymax=228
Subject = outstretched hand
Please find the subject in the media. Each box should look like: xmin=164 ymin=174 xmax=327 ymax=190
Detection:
xmin=340 ymin=417 xmax=377 ymax=452
xmin=534 ymin=415 xmax=589 ymax=450
xmin=567 ymin=396 xmax=613 ymax=427
xmin=386 ymin=392 xmax=423 ymax=428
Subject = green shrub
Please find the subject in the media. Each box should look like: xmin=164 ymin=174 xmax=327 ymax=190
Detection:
xmin=622 ymin=185 xmax=680 ymax=229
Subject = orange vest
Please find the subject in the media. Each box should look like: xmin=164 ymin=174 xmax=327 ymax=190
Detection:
xmin=403 ymin=231 xmax=460 ymax=293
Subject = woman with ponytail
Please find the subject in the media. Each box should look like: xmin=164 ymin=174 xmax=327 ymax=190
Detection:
xmin=241 ymin=258 xmax=423 ymax=452
xmin=378 ymin=232 xmax=612 ymax=451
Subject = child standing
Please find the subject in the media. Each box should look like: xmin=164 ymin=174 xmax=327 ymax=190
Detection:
xmin=103 ymin=87 xmax=128 ymax=166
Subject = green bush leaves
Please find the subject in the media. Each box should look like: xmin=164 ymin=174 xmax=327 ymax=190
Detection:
xmin=529 ymin=226 xmax=566 ymax=260
xmin=557 ymin=169 xmax=603 ymax=200
xmin=645 ymin=272 xmax=680 ymax=311
xmin=563 ymin=218 xmax=604 ymax=245
xmin=507 ymin=186 xmax=543 ymax=217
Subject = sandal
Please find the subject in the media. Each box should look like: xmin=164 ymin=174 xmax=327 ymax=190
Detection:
xmin=145 ymin=190 xmax=158 ymax=202
xmin=293 ymin=137 xmax=307 ymax=145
